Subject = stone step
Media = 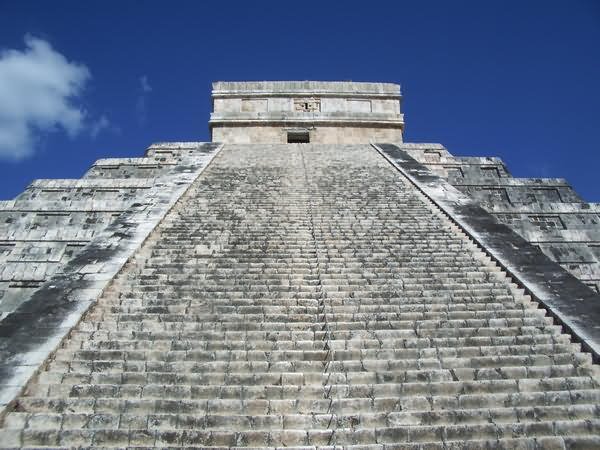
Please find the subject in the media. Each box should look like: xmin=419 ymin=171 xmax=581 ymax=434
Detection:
xmin=105 ymin=293 xmax=524 ymax=304
xmin=16 ymin=387 xmax=600 ymax=415
xmin=36 ymin=364 xmax=596 ymax=386
xmin=6 ymin=404 xmax=599 ymax=432
xmin=107 ymin=283 xmax=517 ymax=294
xmin=98 ymin=304 xmax=536 ymax=315
xmin=43 ymin=353 xmax=590 ymax=375
xmin=82 ymin=310 xmax=548 ymax=325
xmin=85 ymin=323 xmax=557 ymax=337
xmin=0 ymin=435 xmax=581 ymax=449
xmin=25 ymin=376 xmax=599 ymax=400
xmin=53 ymin=343 xmax=580 ymax=365
xmin=68 ymin=333 xmax=570 ymax=351
xmin=129 ymin=265 xmax=493 ymax=275
xmin=74 ymin=325 xmax=565 ymax=341
xmin=1 ymin=420 xmax=599 ymax=448
xmin=67 ymin=324 xmax=565 ymax=343
xmin=14 ymin=392 xmax=600 ymax=417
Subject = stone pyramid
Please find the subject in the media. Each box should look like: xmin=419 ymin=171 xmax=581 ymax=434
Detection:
xmin=0 ymin=82 xmax=599 ymax=448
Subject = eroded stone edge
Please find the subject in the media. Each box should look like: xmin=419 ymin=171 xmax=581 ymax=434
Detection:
xmin=0 ymin=143 xmax=224 ymax=414
xmin=372 ymin=142 xmax=600 ymax=361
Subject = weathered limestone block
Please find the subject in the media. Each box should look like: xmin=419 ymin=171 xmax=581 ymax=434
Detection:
xmin=0 ymin=144 xmax=221 ymax=316
xmin=402 ymin=143 xmax=600 ymax=293
xmin=84 ymin=157 xmax=177 ymax=179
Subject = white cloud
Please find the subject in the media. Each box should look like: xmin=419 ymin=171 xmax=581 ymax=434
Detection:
xmin=90 ymin=115 xmax=111 ymax=139
xmin=0 ymin=36 xmax=91 ymax=160
xmin=136 ymin=75 xmax=152 ymax=125
xmin=140 ymin=75 xmax=152 ymax=93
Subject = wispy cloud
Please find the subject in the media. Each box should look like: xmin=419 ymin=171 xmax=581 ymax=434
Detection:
xmin=90 ymin=114 xmax=111 ymax=139
xmin=136 ymin=75 xmax=152 ymax=125
xmin=0 ymin=35 xmax=93 ymax=160
xmin=140 ymin=75 xmax=152 ymax=93
xmin=529 ymin=161 xmax=553 ymax=178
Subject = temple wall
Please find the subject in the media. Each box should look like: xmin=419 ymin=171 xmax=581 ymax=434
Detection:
xmin=212 ymin=125 xmax=403 ymax=144
xmin=210 ymin=81 xmax=404 ymax=144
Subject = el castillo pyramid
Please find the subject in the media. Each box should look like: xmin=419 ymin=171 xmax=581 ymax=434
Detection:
xmin=0 ymin=81 xmax=599 ymax=448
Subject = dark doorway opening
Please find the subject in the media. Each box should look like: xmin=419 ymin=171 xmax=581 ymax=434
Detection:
xmin=287 ymin=131 xmax=310 ymax=143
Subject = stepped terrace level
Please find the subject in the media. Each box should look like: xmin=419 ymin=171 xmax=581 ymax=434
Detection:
xmin=0 ymin=143 xmax=599 ymax=448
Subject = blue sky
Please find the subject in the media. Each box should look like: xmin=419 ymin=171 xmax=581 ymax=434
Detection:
xmin=0 ymin=1 xmax=599 ymax=200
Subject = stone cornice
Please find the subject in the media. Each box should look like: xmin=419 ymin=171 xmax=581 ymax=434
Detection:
xmin=212 ymin=81 xmax=401 ymax=99
xmin=209 ymin=115 xmax=404 ymax=129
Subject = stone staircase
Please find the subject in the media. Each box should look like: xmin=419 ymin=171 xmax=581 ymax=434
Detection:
xmin=1 ymin=143 xmax=599 ymax=448
xmin=397 ymin=143 xmax=600 ymax=294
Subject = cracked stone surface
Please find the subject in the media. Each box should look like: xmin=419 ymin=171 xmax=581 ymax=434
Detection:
xmin=0 ymin=142 xmax=222 ymax=420
xmin=0 ymin=144 xmax=219 ymax=318
xmin=1 ymin=143 xmax=599 ymax=448
xmin=398 ymin=143 xmax=600 ymax=295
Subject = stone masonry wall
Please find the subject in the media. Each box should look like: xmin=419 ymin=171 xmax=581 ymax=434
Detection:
xmin=209 ymin=81 xmax=404 ymax=145
xmin=0 ymin=144 xmax=219 ymax=319
xmin=399 ymin=143 xmax=600 ymax=294
xmin=212 ymin=125 xmax=402 ymax=145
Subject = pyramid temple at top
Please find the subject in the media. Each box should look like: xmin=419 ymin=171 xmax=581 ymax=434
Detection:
xmin=0 ymin=81 xmax=599 ymax=448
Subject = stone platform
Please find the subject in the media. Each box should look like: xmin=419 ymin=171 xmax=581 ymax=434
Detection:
xmin=0 ymin=144 xmax=598 ymax=448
